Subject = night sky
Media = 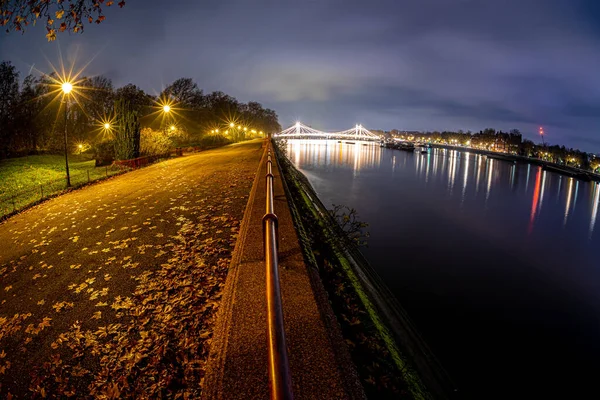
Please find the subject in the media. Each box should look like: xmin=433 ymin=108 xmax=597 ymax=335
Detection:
xmin=1 ymin=0 xmax=599 ymax=151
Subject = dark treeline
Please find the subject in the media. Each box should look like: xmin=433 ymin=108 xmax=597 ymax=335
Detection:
xmin=0 ymin=60 xmax=281 ymax=159
xmin=372 ymin=128 xmax=600 ymax=173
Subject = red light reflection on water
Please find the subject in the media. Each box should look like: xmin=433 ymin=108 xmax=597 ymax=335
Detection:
xmin=529 ymin=167 xmax=542 ymax=234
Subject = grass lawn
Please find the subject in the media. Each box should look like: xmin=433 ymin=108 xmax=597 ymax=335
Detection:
xmin=0 ymin=153 xmax=119 ymax=216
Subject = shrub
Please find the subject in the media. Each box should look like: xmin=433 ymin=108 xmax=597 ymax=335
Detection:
xmin=94 ymin=141 xmax=115 ymax=166
xmin=140 ymin=128 xmax=172 ymax=156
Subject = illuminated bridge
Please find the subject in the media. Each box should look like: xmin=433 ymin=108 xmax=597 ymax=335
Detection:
xmin=274 ymin=122 xmax=381 ymax=141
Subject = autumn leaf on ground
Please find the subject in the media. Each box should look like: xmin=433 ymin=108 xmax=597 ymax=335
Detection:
xmin=37 ymin=299 xmax=45 ymax=305
xmin=52 ymin=301 xmax=74 ymax=313
xmin=92 ymin=311 xmax=102 ymax=320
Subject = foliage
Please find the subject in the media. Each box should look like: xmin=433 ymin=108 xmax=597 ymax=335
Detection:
xmin=93 ymin=140 xmax=114 ymax=166
xmin=1 ymin=0 xmax=126 ymax=41
xmin=196 ymin=133 xmax=232 ymax=149
xmin=81 ymin=75 xmax=114 ymax=121
xmin=139 ymin=128 xmax=171 ymax=156
xmin=274 ymin=137 xmax=288 ymax=156
xmin=116 ymin=83 xmax=152 ymax=116
xmin=328 ymin=204 xmax=370 ymax=247
xmin=0 ymin=60 xmax=281 ymax=160
xmin=162 ymin=78 xmax=204 ymax=109
xmin=113 ymin=99 xmax=140 ymax=161
xmin=0 ymin=61 xmax=19 ymax=158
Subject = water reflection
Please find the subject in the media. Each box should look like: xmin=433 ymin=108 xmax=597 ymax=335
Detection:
xmin=486 ymin=158 xmax=494 ymax=202
xmin=288 ymin=140 xmax=381 ymax=173
xmin=564 ymin=178 xmax=574 ymax=226
xmin=285 ymin=139 xmax=600 ymax=398
xmin=461 ymin=153 xmax=469 ymax=204
xmin=590 ymin=183 xmax=600 ymax=236
xmin=286 ymin=139 xmax=600 ymax=238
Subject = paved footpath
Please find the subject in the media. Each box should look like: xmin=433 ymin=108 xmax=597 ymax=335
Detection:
xmin=203 ymin=146 xmax=365 ymax=400
xmin=0 ymin=140 xmax=263 ymax=398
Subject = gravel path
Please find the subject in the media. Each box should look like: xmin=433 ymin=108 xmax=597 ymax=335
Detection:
xmin=0 ymin=140 xmax=263 ymax=398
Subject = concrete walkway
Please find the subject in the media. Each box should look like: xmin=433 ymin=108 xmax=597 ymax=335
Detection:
xmin=203 ymin=143 xmax=365 ymax=399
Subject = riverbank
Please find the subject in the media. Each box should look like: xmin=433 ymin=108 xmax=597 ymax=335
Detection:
xmin=429 ymin=143 xmax=599 ymax=182
xmin=274 ymin=142 xmax=457 ymax=399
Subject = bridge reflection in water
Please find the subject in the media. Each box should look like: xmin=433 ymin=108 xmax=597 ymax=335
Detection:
xmin=287 ymin=139 xmax=382 ymax=175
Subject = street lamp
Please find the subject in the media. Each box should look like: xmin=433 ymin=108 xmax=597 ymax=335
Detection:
xmin=163 ymin=104 xmax=171 ymax=113
xmin=170 ymin=125 xmax=176 ymax=132
xmin=539 ymin=126 xmax=545 ymax=147
xmin=62 ymin=82 xmax=73 ymax=187
xmin=104 ymin=122 xmax=111 ymax=130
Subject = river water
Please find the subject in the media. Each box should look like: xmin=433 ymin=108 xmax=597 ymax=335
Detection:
xmin=285 ymin=139 xmax=600 ymax=399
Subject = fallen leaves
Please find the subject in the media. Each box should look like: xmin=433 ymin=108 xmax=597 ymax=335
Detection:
xmin=0 ymin=146 xmax=259 ymax=398
xmin=52 ymin=301 xmax=74 ymax=313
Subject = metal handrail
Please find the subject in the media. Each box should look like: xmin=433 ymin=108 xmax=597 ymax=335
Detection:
xmin=263 ymin=146 xmax=294 ymax=400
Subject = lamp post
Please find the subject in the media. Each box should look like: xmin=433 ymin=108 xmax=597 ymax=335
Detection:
xmin=62 ymin=82 xmax=73 ymax=187
xmin=162 ymin=104 xmax=176 ymax=135
xmin=229 ymin=122 xmax=236 ymax=141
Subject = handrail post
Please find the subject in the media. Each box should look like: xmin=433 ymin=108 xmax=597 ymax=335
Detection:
xmin=263 ymin=145 xmax=293 ymax=400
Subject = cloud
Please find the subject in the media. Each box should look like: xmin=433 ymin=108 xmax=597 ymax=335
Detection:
xmin=1 ymin=0 xmax=600 ymax=150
